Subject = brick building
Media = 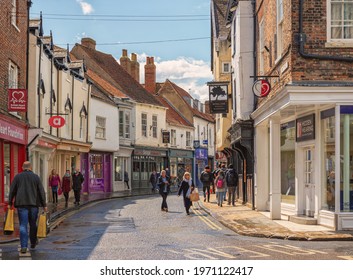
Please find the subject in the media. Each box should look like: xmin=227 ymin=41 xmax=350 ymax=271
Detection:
xmin=251 ymin=0 xmax=353 ymax=229
xmin=0 ymin=0 xmax=30 ymax=205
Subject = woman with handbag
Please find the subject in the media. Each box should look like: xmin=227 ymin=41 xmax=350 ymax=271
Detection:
xmin=62 ymin=170 xmax=72 ymax=207
xmin=49 ymin=169 xmax=61 ymax=204
xmin=177 ymin=172 xmax=195 ymax=215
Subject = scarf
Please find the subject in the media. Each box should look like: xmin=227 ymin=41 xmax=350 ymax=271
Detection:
xmin=64 ymin=173 xmax=70 ymax=178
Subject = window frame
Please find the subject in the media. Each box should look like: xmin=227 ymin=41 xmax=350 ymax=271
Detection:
xmin=11 ymin=0 xmax=18 ymax=29
xmin=327 ymin=0 xmax=353 ymax=43
xmin=95 ymin=116 xmax=106 ymax=139
xmin=186 ymin=131 xmax=191 ymax=147
xmin=171 ymin=129 xmax=177 ymax=146
xmin=141 ymin=113 xmax=147 ymax=137
xmin=221 ymin=62 xmax=231 ymax=74
xmin=8 ymin=61 xmax=18 ymax=89
xmin=152 ymin=115 xmax=158 ymax=138
xmin=276 ymin=0 xmax=284 ymax=60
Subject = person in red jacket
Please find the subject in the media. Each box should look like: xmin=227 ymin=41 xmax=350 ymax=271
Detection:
xmin=49 ymin=169 xmax=61 ymax=204
xmin=62 ymin=170 xmax=72 ymax=207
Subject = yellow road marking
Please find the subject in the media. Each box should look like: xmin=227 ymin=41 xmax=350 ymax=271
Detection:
xmin=193 ymin=209 xmax=222 ymax=230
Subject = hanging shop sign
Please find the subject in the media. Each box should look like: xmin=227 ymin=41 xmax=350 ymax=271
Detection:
xmin=252 ymin=79 xmax=271 ymax=98
xmin=48 ymin=116 xmax=65 ymax=128
xmin=8 ymin=89 xmax=27 ymax=112
xmin=193 ymin=140 xmax=200 ymax=149
xmin=207 ymin=82 xmax=229 ymax=114
xmin=195 ymin=148 xmax=208 ymax=160
xmin=162 ymin=131 xmax=170 ymax=144
xmin=296 ymin=114 xmax=315 ymax=142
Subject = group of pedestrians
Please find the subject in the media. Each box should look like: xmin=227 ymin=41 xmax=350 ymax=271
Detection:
xmin=7 ymin=162 xmax=86 ymax=254
xmin=49 ymin=168 xmax=84 ymax=206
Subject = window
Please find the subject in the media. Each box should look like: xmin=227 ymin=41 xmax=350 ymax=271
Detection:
xmin=141 ymin=113 xmax=147 ymax=137
xmin=152 ymin=115 xmax=157 ymax=138
xmin=120 ymin=111 xmax=131 ymax=139
xmin=114 ymin=156 xmax=123 ymax=181
xmin=203 ymin=126 xmax=206 ymax=140
xmin=222 ymin=62 xmax=231 ymax=73
xmin=186 ymin=131 xmax=191 ymax=147
xmin=79 ymin=115 xmax=85 ymax=139
xmin=171 ymin=129 xmax=176 ymax=146
xmin=95 ymin=116 xmax=106 ymax=139
xmin=276 ymin=0 xmax=284 ymax=59
xmin=11 ymin=0 xmax=17 ymax=27
xmin=330 ymin=0 xmax=353 ymax=40
xmin=209 ymin=128 xmax=212 ymax=147
xmin=8 ymin=61 xmax=18 ymax=88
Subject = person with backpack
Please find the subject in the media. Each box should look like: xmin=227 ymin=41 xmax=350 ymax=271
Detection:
xmin=215 ymin=170 xmax=226 ymax=207
xmin=200 ymin=166 xmax=212 ymax=202
xmin=226 ymin=164 xmax=238 ymax=206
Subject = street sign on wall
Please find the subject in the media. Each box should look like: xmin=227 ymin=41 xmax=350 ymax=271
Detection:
xmin=162 ymin=131 xmax=170 ymax=143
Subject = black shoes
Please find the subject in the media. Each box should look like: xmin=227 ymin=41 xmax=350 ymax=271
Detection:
xmin=20 ymin=248 xmax=27 ymax=254
xmin=30 ymin=239 xmax=38 ymax=249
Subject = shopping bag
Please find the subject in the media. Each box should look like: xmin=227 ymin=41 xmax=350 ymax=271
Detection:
xmin=58 ymin=187 xmax=63 ymax=196
xmin=3 ymin=208 xmax=14 ymax=235
xmin=190 ymin=188 xmax=200 ymax=202
xmin=37 ymin=212 xmax=48 ymax=238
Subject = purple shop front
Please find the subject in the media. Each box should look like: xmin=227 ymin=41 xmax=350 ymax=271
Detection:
xmin=81 ymin=152 xmax=112 ymax=193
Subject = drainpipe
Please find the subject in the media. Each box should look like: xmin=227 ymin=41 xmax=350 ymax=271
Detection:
xmin=71 ymin=73 xmax=74 ymax=141
xmin=86 ymin=80 xmax=92 ymax=142
xmin=299 ymin=0 xmax=353 ymax=62
xmin=251 ymin=0 xmax=256 ymax=210
xmin=37 ymin=39 xmax=42 ymax=128
xmin=50 ymin=31 xmax=53 ymax=135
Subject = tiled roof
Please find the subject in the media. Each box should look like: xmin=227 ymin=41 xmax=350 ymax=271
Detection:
xmin=29 ymin=19 xmax=40 ymax=28
xmin=161 ymin=80 xmax=215 ymax=123
xmin=211 ymin=0 xmax=230 ymax=39
xmin=71 ymin=44 xmax=164 ymax=107
xmin=87 ymin=69 xmax=127 ymax=99
xmin=90 ymin=83 xmax=117 ymax=106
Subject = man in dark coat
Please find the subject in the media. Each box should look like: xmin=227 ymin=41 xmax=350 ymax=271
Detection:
xmin=8 ymin=161 xmax=47 ymax=253
xmin=200 ymin=166 xmax=212 ymax=202
xmin=72 ymin=168 xmax=84 ymax=205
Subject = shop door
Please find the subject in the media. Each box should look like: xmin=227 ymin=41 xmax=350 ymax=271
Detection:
xmin=304 ymin=147 xmax=315 ymax=217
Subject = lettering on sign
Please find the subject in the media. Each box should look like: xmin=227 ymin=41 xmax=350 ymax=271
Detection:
xmin=296 ymin=114 xmax=315 ymax=142
xmin=8 ymin=89 xmax=27 ymax=112
xmin=48 ymin=116 xmax=66 ymax=128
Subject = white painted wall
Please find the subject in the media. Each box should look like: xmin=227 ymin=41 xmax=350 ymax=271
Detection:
xmin=193 ymin=116 xmax=215 ymax=157
xmin=89 ymin=97 xmax=119 ymax=151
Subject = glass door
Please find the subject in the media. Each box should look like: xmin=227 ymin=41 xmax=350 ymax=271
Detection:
xmin=304 ymin=147 xmax=315 ymax=217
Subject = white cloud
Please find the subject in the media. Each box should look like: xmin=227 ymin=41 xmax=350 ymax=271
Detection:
xmin=76 ymin=0 xmax=94 ymax=15
xmin=138 ymin=55 xmax=212 ymax=102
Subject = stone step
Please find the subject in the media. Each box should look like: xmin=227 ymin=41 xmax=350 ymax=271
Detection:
xmin=289 ymin=215 xmax=317 ymax=225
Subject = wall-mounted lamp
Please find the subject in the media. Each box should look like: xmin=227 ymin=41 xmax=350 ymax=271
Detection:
xmin=181 ymin=134 xmax=184 ymax=138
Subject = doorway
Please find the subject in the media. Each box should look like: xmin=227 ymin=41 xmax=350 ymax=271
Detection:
xmin=304 ymin=147 xmax=315 ymax=217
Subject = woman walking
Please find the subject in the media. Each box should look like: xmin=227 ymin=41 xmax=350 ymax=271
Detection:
xmin=215 ymin=170 xmax=226 ymax=207
xmin=178 ymin=172 xmax=195 ymax=215
xmin=49 ymin=169 xmax=61 ymax=204
xmin=157 ymin=170 xmax=171 ymax=212
xmin=62 ymin=170 xmax=71 ymax=207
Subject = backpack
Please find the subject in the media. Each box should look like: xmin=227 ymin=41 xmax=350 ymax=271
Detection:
xmin=200 ymin=171 xmax=210 ymax=183
xmin=226 ymin=169 xmax=238 ymax=186
xmin=216 ymin=179 xmax=224 ymax=188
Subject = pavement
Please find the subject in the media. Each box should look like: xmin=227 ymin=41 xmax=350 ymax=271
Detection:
xmin=1 ymin=190 xmax=353 ymax=244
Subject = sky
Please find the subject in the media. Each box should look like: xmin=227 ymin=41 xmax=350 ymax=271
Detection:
xmin=30 ymin=0 xmax=213 ymax=102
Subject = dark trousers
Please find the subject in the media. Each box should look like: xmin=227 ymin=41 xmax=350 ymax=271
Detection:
xmin=51 ymin=186 xmax=58 ymax=203
xmin=63 ymin=192 xmax=69 ymax=205
xmin=203 ymin=184 xmax=210 ymax=202
xmin=124 ymin=180 xmax=130 ymax=189
xmin=227 ymin=186 xmax=236 ymax=205
xmin=184 ymin=197 xmax=192 ymax=214
xmin=74 ymin=189 xmax=81 ymax=203
xmin=161 ymin=192 xmax=168 ymax=210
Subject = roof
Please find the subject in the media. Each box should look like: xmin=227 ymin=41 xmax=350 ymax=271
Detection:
xmin=211 ymin=0 xmax=230 ymax=40
xmin=71 ymin=44 xmax=164 ymax=107
xmin=160 ymin=80 xmax=215 ymax=123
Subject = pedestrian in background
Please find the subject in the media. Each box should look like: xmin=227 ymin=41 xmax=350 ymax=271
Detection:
xmin=72 ymin=168 xmax=84 ymax=205
xmin=200 ymin=166 xmax=212 ymax=202
xmin=49 ymin=169 xmax=61 ymax=204
xmin=178 ymin=172 xmax=195 ymax=215
xmin=215 ymin=170 xmax=226 ymax=207
xmin=225 ymin=164 xmax=238 ymax=206
xmin=157 ymin=170 xmax=171 ymax=212
xmin=8 ymin=161 xmax=47 ymax=254
xmin=124 ymin=171 xmax=130 ymax=190
xmin=62 ymin=169 xmax=72 ymax=207
xmin=150 ymin=170 xmax=158 ymax=192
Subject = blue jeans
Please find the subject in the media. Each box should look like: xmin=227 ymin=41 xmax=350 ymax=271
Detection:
xmin=217 ymin=191 xmax=226 ymax=206
xmin=18 ymin=207 xmax=39 ymax=249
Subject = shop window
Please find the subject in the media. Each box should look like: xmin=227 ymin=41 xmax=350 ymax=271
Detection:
xmin=4 ymin=144 xmax=11 ymax=202
xmin=340 ymin=106 xmax=353 ymax=211
xmin=280 ymin=121 xmax=296 ymax=204
xmin=90 ymin=154 xmax=103 ymax=179
xmin=114 ymin=156 xmax=123 ymax=181
xmin=321 ymin=108 xmax=335 ymax=211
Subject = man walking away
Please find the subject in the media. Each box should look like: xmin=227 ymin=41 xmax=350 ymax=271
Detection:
xmin=72 ymin=168 xmax=84 ymax=205
xmin=200 ymin=166 xmax=212 ymax=202
xmin=226 ymin=164 xmax=238 ymax=206
xmin=8 ymin=161 xmax=47 ymax=254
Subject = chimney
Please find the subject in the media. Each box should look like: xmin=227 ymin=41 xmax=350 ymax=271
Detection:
xmin=120 ymin=49 xmax=131 ymax=75
xmin=130 ymin=53 xmax=140 ymax=83
xmin=81 ymin=37 xmax=96 ymax=49
xmin=144 ymin=57 xmax=156 ymax=94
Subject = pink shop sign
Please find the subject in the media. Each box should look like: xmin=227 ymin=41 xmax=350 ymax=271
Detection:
xmin=0 ymin=119 xmax=26 ymax=144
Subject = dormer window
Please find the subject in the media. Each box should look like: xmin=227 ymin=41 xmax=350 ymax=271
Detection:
xmin=64 ymin=96 xmax=72 ymax=112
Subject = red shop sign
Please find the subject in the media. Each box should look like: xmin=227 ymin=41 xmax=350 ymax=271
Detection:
xmin=8 ymin=89 xmax=27 ymax=112
xmin=48 ymin=116 xmax=66 ymax=128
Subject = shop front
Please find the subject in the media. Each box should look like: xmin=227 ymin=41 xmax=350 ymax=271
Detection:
xmin=252 ymin=85 xmax=353 ymax=230
xmin=195 ymin=148 xmax=208 ymax=187
xmin=0 ymin=115 xmax=27 ymax=205
xmin=132 ymin=148 xmax=167 ymax=189
xmin=113 ymin=147 xmax=133 ymax=192
xmin=169 ymin=149 xmax=194 ymax=184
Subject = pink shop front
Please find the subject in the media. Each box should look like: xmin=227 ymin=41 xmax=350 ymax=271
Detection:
xmin=81 ymin=152 xmax=112 ymax=194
